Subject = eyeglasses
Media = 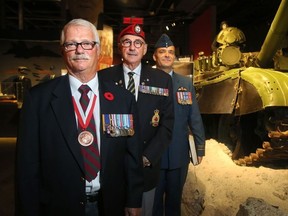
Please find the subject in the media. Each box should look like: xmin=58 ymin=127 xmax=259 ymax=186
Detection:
xmin=121 ymin=39 xmax=145 ymax=48
xmin=63 ymin=41 xmax=98 ymax=51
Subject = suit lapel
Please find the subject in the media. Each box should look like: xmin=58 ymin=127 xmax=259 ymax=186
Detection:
xmin=50 ymin=75 xmax=85 ymax=173
xmin=138 ymin=65 xmax=151 ymax=103
xmin=172 ymin=72 xmax=180 ymax=94
xmin=97 ymin=81 xmax=121 ymax=172
xmin=97 ymin=84 xmax=108 ymax=172
xmin=112 ymin=65 xmax=125 ymax=88
xmin=139 ymin=65 xmax=150 ymax=86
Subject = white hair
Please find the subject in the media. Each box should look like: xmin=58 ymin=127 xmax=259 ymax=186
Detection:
xmin=60 ymin=18 xmax=100 ymax=45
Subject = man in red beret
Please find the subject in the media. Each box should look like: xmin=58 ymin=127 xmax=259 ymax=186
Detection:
xmin=98 ymin=24 xmax=174 ymax=216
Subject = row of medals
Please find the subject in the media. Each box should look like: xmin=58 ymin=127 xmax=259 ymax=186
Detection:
xmin=77 ymin=83 xmax=170 ymax=146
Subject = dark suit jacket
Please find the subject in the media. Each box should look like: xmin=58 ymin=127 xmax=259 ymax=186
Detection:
xmin=16 ymin=74 xmax=143 ymax=216
xmin=98 ymin=64 xmax=174 ymax=191
xmin=161 ymin=72 xmax=205 ymax=169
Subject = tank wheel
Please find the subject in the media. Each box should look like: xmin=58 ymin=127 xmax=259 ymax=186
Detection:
xmin=218 ymin=113 xmax=262 ymax=160
xmin=218 ymin=114 xmax=241 ymax=159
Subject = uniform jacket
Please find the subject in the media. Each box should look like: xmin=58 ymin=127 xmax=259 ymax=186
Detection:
xmin=98 ymin=64 xmax=174 ymax=191
xmin=16 ymin=74 xmax=143 ymax=216
xmin=161 ymin=72 xmax=205 ymax=169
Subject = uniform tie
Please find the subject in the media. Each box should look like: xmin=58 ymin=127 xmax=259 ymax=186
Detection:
xmin=127 ymin=72 xmax=135 ymax=95
xmin=78 ymin=85 xmax=100 ymax=182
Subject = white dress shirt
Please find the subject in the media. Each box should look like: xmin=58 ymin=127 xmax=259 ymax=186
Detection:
xmin=123 ymin=64 xmax=142 ymax=101
xmin=69 ymin=73 xmax=101 ymax=194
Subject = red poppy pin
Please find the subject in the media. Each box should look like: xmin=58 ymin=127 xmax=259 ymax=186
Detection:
xmin=104 ymin=92 xmax=114 ymax=101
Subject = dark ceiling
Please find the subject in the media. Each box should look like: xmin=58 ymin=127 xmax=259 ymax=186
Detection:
xmin=0 ymin=0 xmax=282 ymax=53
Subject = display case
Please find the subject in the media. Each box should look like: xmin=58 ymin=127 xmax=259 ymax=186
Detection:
xmin=0 ymin=82 xmax=22 ymax=137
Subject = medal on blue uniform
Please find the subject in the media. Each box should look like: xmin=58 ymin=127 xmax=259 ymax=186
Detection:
xmin=176 ymin=90 xmax=192 ymax=105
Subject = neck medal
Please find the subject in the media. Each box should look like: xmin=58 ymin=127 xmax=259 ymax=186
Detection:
xmin=72 ymin=95 xmax=96 ymax=147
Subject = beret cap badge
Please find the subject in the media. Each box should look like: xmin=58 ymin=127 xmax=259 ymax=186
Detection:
xmin=134 ymin=25 xmax=141 ymax=34
xmin=118 ymin=24 xmax=145 ymax=42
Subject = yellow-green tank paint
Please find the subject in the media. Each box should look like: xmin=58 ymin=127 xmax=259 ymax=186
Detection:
xmin=241 ymin=67 xmax=288 ymax=107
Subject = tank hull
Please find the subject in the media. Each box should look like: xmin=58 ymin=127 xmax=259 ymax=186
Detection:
xmin=193 ymin=0 xmax=288 ymax=165
xmin=195 ymin=67 xmax=288 ymax=116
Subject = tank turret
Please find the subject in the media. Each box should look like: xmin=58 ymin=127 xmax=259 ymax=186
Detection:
xmin=193 ymin=0 xmax=288 ymax=165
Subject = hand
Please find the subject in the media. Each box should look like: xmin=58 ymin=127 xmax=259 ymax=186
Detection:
xmin=142 ymin=156 xmax=151 ymax=167
xmin=125 ymin=208 xmax=141 ymax=216
xmin=197 ymin=156 xmax=203 ymax=164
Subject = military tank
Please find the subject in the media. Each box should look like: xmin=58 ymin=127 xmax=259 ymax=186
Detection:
xmin=193 ymin=0 xmax=288 ymax=165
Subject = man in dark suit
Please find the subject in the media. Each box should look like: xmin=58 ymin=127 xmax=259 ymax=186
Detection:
xmin=152 ymin=34 xmax=206 ymax=216
xmin=98 ymin=24 xmax=174 ymax=216
xmin=16 ymin=19 xmax=143 ymax=216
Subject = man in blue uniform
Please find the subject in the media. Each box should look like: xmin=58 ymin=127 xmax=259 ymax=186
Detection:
xmin=152 ymin=34 xmax=206 ymax=216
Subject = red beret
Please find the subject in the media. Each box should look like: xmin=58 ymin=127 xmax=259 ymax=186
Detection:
xmin=118 ymin=24 xmax=145 ymax=42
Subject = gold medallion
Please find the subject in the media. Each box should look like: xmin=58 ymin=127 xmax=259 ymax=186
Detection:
xmin=78 ymin=131 xmax=94 ymax=146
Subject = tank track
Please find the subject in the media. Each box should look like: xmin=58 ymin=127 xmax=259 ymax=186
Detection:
xmin=234 ymin=129 xmax=288 ymax=166
xmin=234 ymin=140 xmax=288 ymax=166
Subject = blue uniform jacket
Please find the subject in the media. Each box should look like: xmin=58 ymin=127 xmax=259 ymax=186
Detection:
xmin=161 ymin=72 xmax=205 ymax=169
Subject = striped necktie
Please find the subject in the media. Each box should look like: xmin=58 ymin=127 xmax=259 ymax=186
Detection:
xmin=78 ymin=85 xmax=100 ymax=182
xmin=127 ymin=72 xmax=135 ymax=95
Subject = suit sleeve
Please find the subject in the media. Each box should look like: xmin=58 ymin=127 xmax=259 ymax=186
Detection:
xmin=16 ymin=91 xmax=41 ymax=216
xmin=143 ymin=75 xmax=174 ymax=165
xmin=188 ymin=81 xmax=206 ymax=156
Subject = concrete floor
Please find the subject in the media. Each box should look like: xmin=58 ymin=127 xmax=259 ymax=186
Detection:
xmin=0 ymin=138 xmax=16 ymax=216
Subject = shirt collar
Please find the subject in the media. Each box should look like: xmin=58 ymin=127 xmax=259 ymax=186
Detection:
xmin=69 ymin=73 xmax=99 ymax=96
xmin=123 ymin=63 xmax=142 ymax=76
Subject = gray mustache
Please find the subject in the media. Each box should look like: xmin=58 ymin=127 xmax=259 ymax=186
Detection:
xmin=71 ymin=55 xmax=90 ymax=60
